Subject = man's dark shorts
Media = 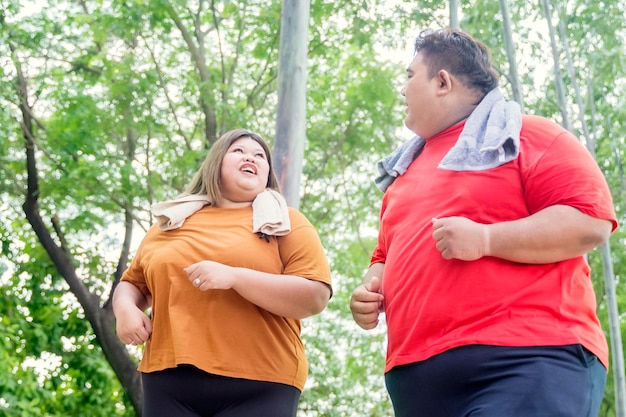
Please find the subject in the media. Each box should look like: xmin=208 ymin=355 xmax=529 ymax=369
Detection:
xmin=385 ymin=344 xmax=606 ymax=417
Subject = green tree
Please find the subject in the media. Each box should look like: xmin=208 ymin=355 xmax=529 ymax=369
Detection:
xmin=0 ymin=0 xmax=417 ymax=415
xmin=1 ymin=0 xmax=624 ymax=416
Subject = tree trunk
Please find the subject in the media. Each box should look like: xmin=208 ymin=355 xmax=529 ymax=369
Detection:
xmin=449 ymin=0 xmax=460 ymax=29
xmin=539 ymin=0 xmax=570 ymax=130
xmin=600 ymin=242 xmax=626 ymax=417
xmin=498 ymin=0 xmax=523 ymax=109
xmin=273 ymin=0 xmax=310 ymax=208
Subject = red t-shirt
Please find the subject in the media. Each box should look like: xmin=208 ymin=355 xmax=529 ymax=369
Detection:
xmin=372 ymin=115 xmax=618 ymax=372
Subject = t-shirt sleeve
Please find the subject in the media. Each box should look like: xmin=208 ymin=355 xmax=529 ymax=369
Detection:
xmin=278 ymin=209 xmax=332 ymax=289
xmin=521 ymin=127 xmax=618 ymax=232
xmin=371 ymin=244 xmax=386 ymax=265
xmin=120 ymin=231 xmax=153 ymax=297
xmin=370 ymin=192 xmax=388 ymax=265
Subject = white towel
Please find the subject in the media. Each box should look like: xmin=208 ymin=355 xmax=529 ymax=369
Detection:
xmin=252 ymin=189 xmax=291 ymax=236
xmin=151 ymin=190 xmax=291 ymax=236
xmin=152 ymin=194 xmax=211 ymax=231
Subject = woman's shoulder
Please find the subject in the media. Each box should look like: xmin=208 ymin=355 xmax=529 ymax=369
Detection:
xmin=287 ymin=207 xmax=315 ymax=228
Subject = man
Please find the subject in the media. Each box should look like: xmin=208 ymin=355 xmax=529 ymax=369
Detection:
xmin=350 ymin=28 xmax=617 ymax=417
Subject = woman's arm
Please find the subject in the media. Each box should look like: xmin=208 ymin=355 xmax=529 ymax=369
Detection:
xmin=112 ymin=281 xmax=153 ymax=345
xmin=232 ymin=269 xmax=331 ymax=319
xmin=185 ymin=261 xmax=331 ymax=320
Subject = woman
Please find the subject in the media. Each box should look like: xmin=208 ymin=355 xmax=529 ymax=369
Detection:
xmin=113 ymin=129 xmax=332 ymax=417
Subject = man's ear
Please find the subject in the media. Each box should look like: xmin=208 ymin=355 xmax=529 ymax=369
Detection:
xmin=436 ymin=70 xmax=453 ymax=95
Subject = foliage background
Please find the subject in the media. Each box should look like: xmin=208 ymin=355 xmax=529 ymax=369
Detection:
xmin=1 ymin=0 xmax=624 ymax=416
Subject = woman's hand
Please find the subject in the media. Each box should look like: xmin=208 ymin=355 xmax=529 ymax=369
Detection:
xmin=115 ymin=305 xmax=152 ymax=346
xmin=185 ymin=260 xmax=237 ymax=291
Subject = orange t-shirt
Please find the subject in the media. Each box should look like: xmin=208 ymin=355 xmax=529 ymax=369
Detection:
xmin=121 ymin=206 xmax=331 ymax=391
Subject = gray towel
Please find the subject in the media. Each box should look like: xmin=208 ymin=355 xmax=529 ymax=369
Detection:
xmin=375 ymin=88 xmax=522 ymax=192
xmin=439 ymin=88 xmax=522 ymax=170
xmin=375 ymin=136 xmax=426 ymax=192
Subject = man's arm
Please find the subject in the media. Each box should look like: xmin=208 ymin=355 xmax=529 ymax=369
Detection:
xmin=432 ymin=205 xmax=613 ymax=263
xmin=350 ymin=262 xmax=385 ymax=329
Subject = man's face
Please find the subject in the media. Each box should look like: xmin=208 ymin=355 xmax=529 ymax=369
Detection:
xmin=401 ymin=53 xmax=438 ymax=138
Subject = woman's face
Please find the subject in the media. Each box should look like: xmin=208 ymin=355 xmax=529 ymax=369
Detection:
xmin=218 ymin=137 xmax=270 ymax=207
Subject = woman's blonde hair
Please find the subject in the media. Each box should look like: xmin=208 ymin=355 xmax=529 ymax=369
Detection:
xmin=184 ymin=129 xmax=280 ymax=205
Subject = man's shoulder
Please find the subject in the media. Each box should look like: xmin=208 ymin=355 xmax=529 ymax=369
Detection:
xmin=520 ymin=114 xmax=564 ymax=133
xmin=519 ymin=114 xmax=578 ymax=150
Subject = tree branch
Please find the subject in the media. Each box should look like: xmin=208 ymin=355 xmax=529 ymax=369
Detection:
xmin=10 ymin=39 xmax=144 ymax=416
xmin=165 ymin=2 xmax=217 ymax=145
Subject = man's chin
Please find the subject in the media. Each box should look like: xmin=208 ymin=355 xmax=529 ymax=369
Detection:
xmin=404 ymin=120 xmax=417 ymax=135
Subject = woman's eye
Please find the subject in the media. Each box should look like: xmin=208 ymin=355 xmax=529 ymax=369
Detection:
xmin=256 ymin=153 xmax=266 ymax=159
xmin=233 ymin=148 xmax=243 ymax=153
